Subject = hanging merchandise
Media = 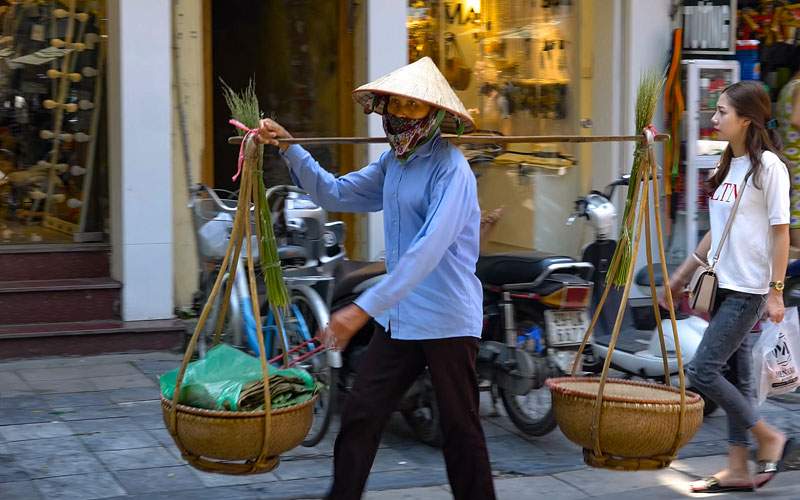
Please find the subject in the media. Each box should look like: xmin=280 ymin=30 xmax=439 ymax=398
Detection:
xmin=682 ymin=0 xmax=736 ymax=55
xmin=443 ymin=32 xmax=472 ymax=90
xmin=664 ymin=28 xmax=685 ymax=241
xmin=735 ymin=39 xmax=761 ymax=80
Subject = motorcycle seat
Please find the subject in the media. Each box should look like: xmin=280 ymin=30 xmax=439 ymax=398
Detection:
xmin=332 ymin=260 xmax=387 ymax=303
xmin=634 ymin=266 xmax=664 ymax=287
xmin=476 ymin=252 xmax=576 ymax=286
xmin=278 ymin=245 xmax=308 ymax=262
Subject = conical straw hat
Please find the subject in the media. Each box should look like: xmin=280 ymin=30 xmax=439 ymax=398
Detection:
xmin=352 ymin=57 xmax=475 ymax=134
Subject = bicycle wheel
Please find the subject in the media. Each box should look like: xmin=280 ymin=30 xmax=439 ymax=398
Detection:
xmin=262 ymin=286 xmax=338 ymax=447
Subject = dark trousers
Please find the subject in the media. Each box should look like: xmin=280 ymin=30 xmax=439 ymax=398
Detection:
xmin=327 ymin=326 xmax=496 ymax=500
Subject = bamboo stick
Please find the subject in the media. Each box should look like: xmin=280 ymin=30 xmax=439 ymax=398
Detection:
xmin=228 ymin=133 xmax=671 ymax=146
xmin=643 ymin=178 xmax=672 ymax=385
xmin=648 ymin=147 xmax=687 ymax=458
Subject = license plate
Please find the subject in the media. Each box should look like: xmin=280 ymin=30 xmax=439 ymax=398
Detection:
xmin=544 ymin=310 xmax=589 ymax=346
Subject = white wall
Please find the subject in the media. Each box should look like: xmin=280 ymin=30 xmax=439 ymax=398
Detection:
xmin=107 ymin=0 xmax=174 ymax=320
xmin=365 ymin=0 xmax=408 ymax=260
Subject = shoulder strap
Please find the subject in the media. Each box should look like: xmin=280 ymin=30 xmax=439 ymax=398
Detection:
xmin=711 ymin=169 xmax=752 ymax=269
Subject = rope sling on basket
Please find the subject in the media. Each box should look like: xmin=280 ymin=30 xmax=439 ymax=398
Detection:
xmin=160 ymin=112 xmax=317 ymax=475
xmin=546 ymin=73 xmax=704 ymax=471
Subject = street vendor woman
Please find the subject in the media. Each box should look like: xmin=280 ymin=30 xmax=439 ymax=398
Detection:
xmin=256 ymin=57 xmax=495 ymax=500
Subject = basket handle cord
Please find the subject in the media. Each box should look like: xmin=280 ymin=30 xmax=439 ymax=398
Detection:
xmin=169 ymin=132 xmax=283 ymax=472
xmin=569 ymin=126 xmax=687 ymax=464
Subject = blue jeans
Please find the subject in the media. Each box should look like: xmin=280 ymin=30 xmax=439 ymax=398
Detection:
xmin=687 ymin=288 xmax=767 ymax=446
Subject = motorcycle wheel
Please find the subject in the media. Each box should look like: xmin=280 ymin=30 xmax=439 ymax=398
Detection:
xmin=498 ymin=366 xmax=561 ymax=437
xmin=400 ymin=373 xmax=443 ymax=447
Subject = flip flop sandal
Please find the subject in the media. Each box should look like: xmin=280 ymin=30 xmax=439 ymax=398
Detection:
xmin=755 ymin=437 xmax=796 ymax=489
xmin=689 ymin=476 xmax=754 ymax=493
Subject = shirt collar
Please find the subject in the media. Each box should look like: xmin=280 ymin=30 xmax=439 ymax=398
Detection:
xmin=408 ymin=133 xmax=441 ymax=161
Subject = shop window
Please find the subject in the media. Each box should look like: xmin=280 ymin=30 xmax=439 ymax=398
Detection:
xmin=408 ymin=0 xmax=581 ymax=253
xmin=0 ymin=0 xmax=107 ymax=245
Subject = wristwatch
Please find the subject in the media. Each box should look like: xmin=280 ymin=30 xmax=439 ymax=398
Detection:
xmin=769 ymin=281 xmax=785 ymax=291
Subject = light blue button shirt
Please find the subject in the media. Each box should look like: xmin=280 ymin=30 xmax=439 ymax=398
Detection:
xmin=281 ymin=134 xmax=483 ymax=340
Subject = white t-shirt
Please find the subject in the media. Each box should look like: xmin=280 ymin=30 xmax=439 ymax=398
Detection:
xmin=707 ymin=150 xmax=790 ymax=294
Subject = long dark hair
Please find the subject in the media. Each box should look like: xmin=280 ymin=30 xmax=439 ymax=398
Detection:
xmin=706 ymin=81 xmax=790 ymax=192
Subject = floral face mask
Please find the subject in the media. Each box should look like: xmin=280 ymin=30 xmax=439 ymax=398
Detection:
xmin=382 ymin=107 xmax=445 ymax=161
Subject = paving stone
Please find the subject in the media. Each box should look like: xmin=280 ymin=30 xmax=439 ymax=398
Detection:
xmin=0 ymin=395 xmax=48 ymax=410
xmin=676 ymin=439 xmax=729 ymax=459
xmin=190 ymin=466 xmax=279 ymax=487
xmin=133 ymin=360 xmax=181 ymax=375
xmin=0 ymin=371 xmax=33 ymax=395
xmin=67 ymin=417 xmax=142 ymax=434
xmin=0 ymin=421 xmax=73 ymax=442
xmin=553 ymin=466 xmax=695 ymax=497
xmin=363 ymin=485 xmax=452 ymax=499
xmin=364 ymin=468 xmax=450 ymax=491
xmin=105 ymin=387 xmax=161 ymax=403
xmin=133 ymin=412 xmax=167 ymax=430
xmin=111 ymin=465 xmax=200 ymax=494
xmin=79 ymin=430 xmax=160 ymax=452
xmin=117 ymin=485 xmax=256 ymax=500
xmin=0 ymin=407 xmax=58 ymax=425
xmin=485 ymin=434 xmax=545 ymax=458
xmin=96 ymin=446 xmax=183 ymax=471
xmin=492 ymin=475 xmax=586 ymax=500
xmin=26 ymin=378 xmax=97 ymax=394
xmin=50 ymin=404 xmax=129 ymax=421
xmin=87 ymin=373 xmax=156 ymax=391
xmin=17 ymin=452 xmax=107 ymax=479
xmin=0 ymin=453 xmax=30 ymax=483
xmin=33 ymin=472 xmax=126 ymax=500
xmin=0 ymin=480 xmax=42 ymax=500
xmin=491 ymin=456 xmax=586 ymax=476
xmin=42 ymin=392 xmax=114 ymax=408
xmin=115 ymin=399 xmax=162 ymax=417
xmin=20 ymin=363 xmax=141 ymax=383
xmin=271 ymin=456 xmax=334 ymax=481
xmin=3 ymin=436 xmax=88 ymax=459
xmin=248 ymin=478 xmax=329 ymax=500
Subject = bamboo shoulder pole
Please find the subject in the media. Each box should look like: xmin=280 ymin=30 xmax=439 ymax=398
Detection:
xmin=228 ymin=133 xmax=671 ymax=146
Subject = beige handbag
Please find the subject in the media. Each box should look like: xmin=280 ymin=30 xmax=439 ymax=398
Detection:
xmin=689 ymin=170 xmax=752 ymax=313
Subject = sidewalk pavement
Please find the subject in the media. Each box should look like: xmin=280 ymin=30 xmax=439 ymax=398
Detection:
xmin=1 ymin=351 xmax=798 ymax=500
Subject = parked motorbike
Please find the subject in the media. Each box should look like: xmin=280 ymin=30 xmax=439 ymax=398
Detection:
xmin=569 ymin=175 xmax=717 ymax=415
xmin=330 ymin=245 xmax=595 ymax=443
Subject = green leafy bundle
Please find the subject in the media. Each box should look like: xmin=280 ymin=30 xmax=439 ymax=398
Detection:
xmin=607 ymin=71 xmax=664 ymax=287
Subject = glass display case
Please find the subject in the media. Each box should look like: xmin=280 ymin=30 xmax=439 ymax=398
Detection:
xmin=671 ymin=59 xmax=739 ymax=263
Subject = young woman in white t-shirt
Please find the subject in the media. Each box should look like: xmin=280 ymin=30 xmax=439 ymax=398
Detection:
xmin=665 ymin=81 xmax=795 ymax=493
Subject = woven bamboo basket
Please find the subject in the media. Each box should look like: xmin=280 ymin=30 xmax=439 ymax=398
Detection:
xmin=546 ymin=377 xmax=704 ymax=470
xmin=163 ymin=132 xmax=314 ymax=475
xmin=161 ymin=394 xmax=316 ymax=474
xmin=550 ymin=114 xmax=704 ymax=470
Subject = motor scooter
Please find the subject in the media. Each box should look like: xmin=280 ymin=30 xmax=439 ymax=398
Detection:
xmin=569 ymin=175 xmax=717 ymax=414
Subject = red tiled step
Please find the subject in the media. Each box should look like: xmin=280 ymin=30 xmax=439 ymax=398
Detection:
xmin=0 ymin=243 xmax=110 ymax=281
xmin=0 ymin=319 xmax=186 ymax=359
xmin=0 ymin=277 xmax=120 ymax=324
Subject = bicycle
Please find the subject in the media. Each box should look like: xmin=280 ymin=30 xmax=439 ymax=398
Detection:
xmin=189 ymin=184 xmax=343 ymax=447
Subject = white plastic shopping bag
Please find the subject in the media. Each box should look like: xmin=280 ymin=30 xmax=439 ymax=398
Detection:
xmin=753 ymin=307 xmax=800 ymax=404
